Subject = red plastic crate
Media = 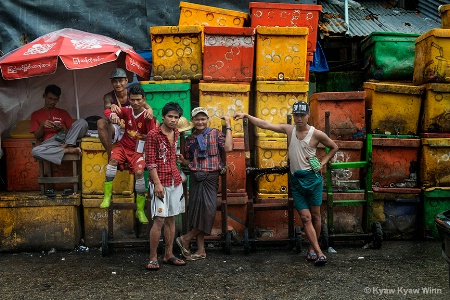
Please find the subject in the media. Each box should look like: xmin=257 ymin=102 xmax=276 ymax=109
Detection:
xmin=218 ymin=138 xmax=247 ymax=197
xmin=3 ymin=138 xmax=75 ymax=192
xmin=309 ymin=91 xmax=366 ymax=140
xmin=372 ymin=138 xmax=420 ymax=188
xmin=203 ymin=26 xmax=255 ymax=82
xmin=249 ymin=2 xmax=322 ymax=52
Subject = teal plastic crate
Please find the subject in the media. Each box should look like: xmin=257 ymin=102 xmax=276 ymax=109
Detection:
xmin=361 ymin=32 xmax=419 ymax=81
xmin=423 ymin=188 xmax=450 ymax=239
xmin=140 ymin=80 xmax=191 ymax=122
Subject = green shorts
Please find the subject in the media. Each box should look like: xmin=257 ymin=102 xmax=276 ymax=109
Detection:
xmin=290 ymin=170 xmax=323 ymax=210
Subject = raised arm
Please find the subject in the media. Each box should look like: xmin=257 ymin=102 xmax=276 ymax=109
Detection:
xmin=222 ymin=116 xmax=233 ymax=152
xmin=233 ymin=112 xmax=290 ymax=135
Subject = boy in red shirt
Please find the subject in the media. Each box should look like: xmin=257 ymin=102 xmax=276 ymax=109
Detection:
xmin=99 ymin=84 xmax=156 ymax=224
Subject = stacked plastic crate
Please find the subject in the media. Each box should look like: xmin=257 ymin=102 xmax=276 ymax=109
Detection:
xmin=0 ymin=120 xmax=82 ymax=251
xmin=151 ymin=2 xmax=253 ymax=235
xmin=250 ymin=3 xmax=320 ymax=198
xmin=308 ymin=92 xmax=367 ymax=235
xmin=361 ymin=32 xmax=424 ymax=240
xmin=80 ymin=138 xmax=136 ymax=247
xmin=413 ymin=10 xmax=450 ymax=238
xmin=248 ymin=3 xmax=319 ymax=237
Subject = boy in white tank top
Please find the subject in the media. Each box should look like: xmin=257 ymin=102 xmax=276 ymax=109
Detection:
xmin=234 ymin=101 xmax=338 ymax=266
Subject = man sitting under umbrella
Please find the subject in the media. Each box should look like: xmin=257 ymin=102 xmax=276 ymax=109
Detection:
xmin=30 ymin=84 xmax=88 ymax=164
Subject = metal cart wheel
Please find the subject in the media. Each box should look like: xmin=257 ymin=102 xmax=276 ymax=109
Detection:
xmin=243 ymin=228 xmax=251 ymax=255
xmin=372 ymin=222 xmax=383 ymax=249
xmin=319 ymin=222 xmax=329 ymax=250
xmin=101 ymin=228 xmax=109 ymax=257
xmin=295 ymin=226 xmax=303 ymax=253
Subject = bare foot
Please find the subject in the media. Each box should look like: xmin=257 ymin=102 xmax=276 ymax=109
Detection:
xmin=65 ymin=147 xmax=82 ymax=155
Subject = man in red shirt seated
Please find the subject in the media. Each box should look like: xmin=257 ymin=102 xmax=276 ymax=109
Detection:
xmin=99 ymin=84 xmax=156 ymax=224
xmin=30 ymin=84 xmax=88 ymax=165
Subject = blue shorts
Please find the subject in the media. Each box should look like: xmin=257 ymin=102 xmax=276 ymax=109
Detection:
xmin=290 ymin=170 xmax=323 ymax=210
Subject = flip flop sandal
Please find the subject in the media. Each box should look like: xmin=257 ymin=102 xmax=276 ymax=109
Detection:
xmin=314 ymin=255 xmax=327 ymax=266
xmin=146 ymin=260 xmax=160 ymax=271
xmin=186 ymin=253 xmax=206 ymax=261
xmin=163 ymin=257 xmax=186 ymax=266
xmin=306 ymin=252 xmax=318 ymax=261
xmin=176 ymin=237 xmax=191 ymax=258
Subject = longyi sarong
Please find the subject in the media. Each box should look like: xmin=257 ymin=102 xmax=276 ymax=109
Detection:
xmin=188 ymin=171 xmax=220 ymax=235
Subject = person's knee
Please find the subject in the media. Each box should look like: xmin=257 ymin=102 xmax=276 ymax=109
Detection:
xmin=135 ymin=170 xmax=144 ymax=178
xmin=164 ymin=217 xmax=175 ymax=228
xmin=152 ymin=217 xmax=165 ymax=228
xmin=97 ymin=119 xmax=107 ymax=130
xmin=298 ymin=210 xmax=312 ymax=224
xmin=31 ymin=147 xmax=40 ymax=158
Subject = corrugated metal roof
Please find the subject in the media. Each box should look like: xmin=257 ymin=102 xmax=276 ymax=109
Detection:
xmin=320 ymin=0 xmax=441 ymax=37
xmin=419 ymin=0 xmax=450 ymax=21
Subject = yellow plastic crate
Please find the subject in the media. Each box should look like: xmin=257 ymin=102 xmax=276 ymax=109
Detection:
xmin=440 ymin=5 xmax=450 ymax=29
xmin=255 ymin=138 xmax=288 ymax=194
xmin=82 ymin=194 xmax=135 ymax=247
xmin=9 ymin=120 xmax=34 ymax=139
xmin=363 ymin=82 xmax=423 ymax=135
xmin=420 ymin=138 xmax=450 ymax=188
xmin=255 ymin=81 xmax=309 ymax=138
xmin=413 ymin=29 xmax=450 ymax=85
xmin=0 ymin=192 xmax=81 ymax=251
xmin=255 ymin=26 xmax=309 ymax=81
xmin=423 ymin=83 xmax=450 ymax=133
xmin=179 ymin=1 xmax=249 ymax=27
xmin=80 ymin=137 xmax=134 ymax=196
xmin=150 ymin=25 xmax=203 ymax=81
xmin=199 ymin=82 xmax=251 ymax=137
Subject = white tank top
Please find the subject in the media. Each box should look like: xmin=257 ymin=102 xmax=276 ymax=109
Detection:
xmin=289 ymin=126 xmax=316 ymax=174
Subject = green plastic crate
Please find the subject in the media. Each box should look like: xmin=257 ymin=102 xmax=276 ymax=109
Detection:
xmin=361 ymin=32 xmax=419 ymax=81
xmin=140 ymin=80 xmax=191 ymax=122
xmin=423 ymin=188 xmax=450 ymax=239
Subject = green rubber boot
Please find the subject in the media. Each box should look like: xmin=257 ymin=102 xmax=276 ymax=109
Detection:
xmin=135 ymin=194 xmax=149 ymax=224
xmin=100 ymin=181 xmax=113 ymax=208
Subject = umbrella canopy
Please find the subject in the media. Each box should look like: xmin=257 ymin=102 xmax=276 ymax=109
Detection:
xmin=0 ymin=28 xmax=151 ymax=80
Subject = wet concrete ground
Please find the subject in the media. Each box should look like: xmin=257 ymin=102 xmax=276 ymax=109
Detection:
xmin=1 ymin=239 xmax=449 ymax=300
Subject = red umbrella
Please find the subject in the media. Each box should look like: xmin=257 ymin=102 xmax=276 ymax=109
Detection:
xmin=0 ymin=28 xmax=151 ymax=119
xmin=0 ymin=28 xmax=151 ymax=80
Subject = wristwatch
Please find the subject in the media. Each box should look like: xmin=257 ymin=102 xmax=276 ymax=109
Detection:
xmin=226 ymin=127 xmax=232 ymax=131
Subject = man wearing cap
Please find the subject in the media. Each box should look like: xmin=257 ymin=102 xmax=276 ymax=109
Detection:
xmin=234 ymin=101 xmax=338 ymax=266
xmin=97 ymin=68 xmax=154 ymax=153
xmin=99 ymin=84 xmax=156 ymax=226
xmin=144 ymin=102 xmax=187 ymax=270
xmin=176 ymin=107 xmax=233 ymax=261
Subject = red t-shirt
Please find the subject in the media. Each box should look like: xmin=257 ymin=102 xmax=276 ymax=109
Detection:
xmin=116 ymin=107 xmax=156 ymax=150
xmin=30 ymin=108 xmax=74 ymax=141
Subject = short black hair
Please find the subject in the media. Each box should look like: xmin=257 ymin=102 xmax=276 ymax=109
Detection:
xmin=44 ymin=84 xmax=61 ymax=97
xmin=162 ymin=102 xmax=183 ymax=117
xmin=128 ymin=84 xmax=145 ymax=98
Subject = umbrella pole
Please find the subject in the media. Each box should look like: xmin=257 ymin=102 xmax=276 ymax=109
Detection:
xmin=72 ymin=71 xmax=80 ymax=119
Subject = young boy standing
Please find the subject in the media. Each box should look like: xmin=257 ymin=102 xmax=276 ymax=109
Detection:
xmin=144 ymin=102 xmax=186 ymax=270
